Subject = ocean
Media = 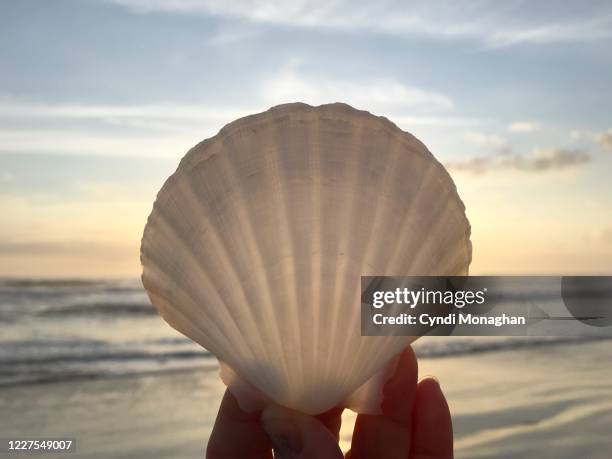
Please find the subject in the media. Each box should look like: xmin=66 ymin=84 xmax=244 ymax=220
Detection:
xmin=0 ymin=278 xmax=215 ymax=387
xmin=1 ymin=278 xmax=608 ymax=388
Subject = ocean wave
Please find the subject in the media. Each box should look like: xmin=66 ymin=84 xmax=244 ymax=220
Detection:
xmin=0 ymin=364 xmax=219 ymax=388
xmin=0 ymin=338 xmax=108 ymax=349
xmin=0 ymin=278 xmax=143 ymax=297
xmin=1 ymin=336 xmax=610 ymax=389
xmin=0 ymin=344 xmax=216 ymax=387
xmin=414 ymin=335 xmax=612 ymax=358
xmin=0 ymin=350 xmax=213 ymax=366
xmin=37 ymin=302 xmax=157 ymax=317
xmin=0 ymin=278 xmax=109 ymax=288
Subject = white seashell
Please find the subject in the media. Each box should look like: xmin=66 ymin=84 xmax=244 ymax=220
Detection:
xmin=140 ymin=102 xmax=472 ymax=415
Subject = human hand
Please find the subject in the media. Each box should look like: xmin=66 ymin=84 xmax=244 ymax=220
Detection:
xmin=206 ymin=347 xmax=453 ymax=458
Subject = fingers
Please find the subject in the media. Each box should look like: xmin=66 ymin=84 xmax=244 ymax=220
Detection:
xmin=410 ymin=378 xmax=453 ymax=459
xmin=206 ymin=390 xmax=272 ymax=459
xmin=316 ymin=407 xmax=345 ymax=441
xmin=261 ymin=405 xmax=344 ymax=459
xmin=206 ymin=355 xmax=452 ymax=459
xmin=348 ymin=346 xmax=419 ymax=459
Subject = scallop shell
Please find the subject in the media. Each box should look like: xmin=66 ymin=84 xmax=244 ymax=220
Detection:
xmin=140 ymin=102 xmax=471 ymax=414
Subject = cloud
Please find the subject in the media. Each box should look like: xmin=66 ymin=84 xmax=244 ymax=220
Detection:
xmin=0 ymin=66 xmax=463 ymax=156
xmin=569 ymin=130 xmax=584 ymax=140
xmin=463 ymin=131 xmax=505 ymax=146
xmin=596 ymin=129 xmax=612 ymax=151
xmin=0 ymin=128 xmax=201 ymax=157
xmin=0 ymin=65 xmax=453 ymax=125
xmin=570 ymin=128 xmax=612 ymax=151
xmin=446 ymin=148 xmax=590 ymax=175
xmin=392 ymin=115 xmax=479 ymax=128
xmin=263 ymin=63 xmax=453 ymax=113
xmin=0 ymin=100 xmax=248 ymax=125
xmin=508 ymin=121 xmax=539 ymax=133
xmin=0 ymin=100 xmax=255 ymax=156
xmin=105 ymin=0 xmax=612 ymax=47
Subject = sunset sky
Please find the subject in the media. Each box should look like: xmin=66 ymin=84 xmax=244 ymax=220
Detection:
xmin=1 ymin=0 xmax=611 ymax=277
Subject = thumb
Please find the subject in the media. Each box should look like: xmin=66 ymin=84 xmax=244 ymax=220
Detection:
xmin=261 ymin=405 xmax=344 ymax=459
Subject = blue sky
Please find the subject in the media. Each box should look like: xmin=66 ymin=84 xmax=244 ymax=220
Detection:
xmin=1 ymin=0 xmax=611 ymax=276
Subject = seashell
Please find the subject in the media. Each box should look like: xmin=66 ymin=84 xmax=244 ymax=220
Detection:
xmin=140 ymin=102 xmax=472 ymax=415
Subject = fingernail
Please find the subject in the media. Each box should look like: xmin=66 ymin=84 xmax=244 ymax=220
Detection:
xmin=420 ymin=374 xmax=440 ymax=386
xmin=261 ymin=405 xmax=303 ymax=458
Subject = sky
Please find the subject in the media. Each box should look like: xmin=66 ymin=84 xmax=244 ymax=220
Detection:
xmin=1 ymin=0 xmax=611 ymax=277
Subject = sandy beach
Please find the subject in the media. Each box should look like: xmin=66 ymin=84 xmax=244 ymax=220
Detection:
xmin=1 ymin=339 xmax=611 ymax=458
xmin=418 ymin=339 xmax=612 ymax=459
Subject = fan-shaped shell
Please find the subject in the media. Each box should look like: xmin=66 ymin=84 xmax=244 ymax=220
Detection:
xmin=141 ymin=102 xmax=471 ymax=414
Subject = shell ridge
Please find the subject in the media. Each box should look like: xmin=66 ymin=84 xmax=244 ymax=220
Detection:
xmin=341 ymin=158 xmax=444 ymax=386
xmin=220 ymin=132 xmax=295 ymax=398
xmin=319 ymin=117 xmax=366 ymax=387
xmin=143 ymin=201 xmax=258 ymax=364
xmin=143 ymin=267 xmax=233 ymax=358
xmin=358 ymin=138 xmax=403 ymax=275
xmin=355 ymin=336 xmax=413 ymax=388
xmin=329 ymin=118 xmax=383 ymax=389
xmin=181 ymin=168 xmax=272 ymax=362
xmin=309 ymin=116 xmax=324 ymax=390
xmin=267 ymin=119 xmax=306 ymax=394
xmin=146 ymin=288 xmax=222 ymax=356
xmin=384 ymin=161 xmax=440 ymax=274
xmin=401 ymin=173 xmax=472 ymax=275
xmin=334 ymin=134 xmax=400 ymax=390
xmin=401 ymin=189 xmax=459 ymax=274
